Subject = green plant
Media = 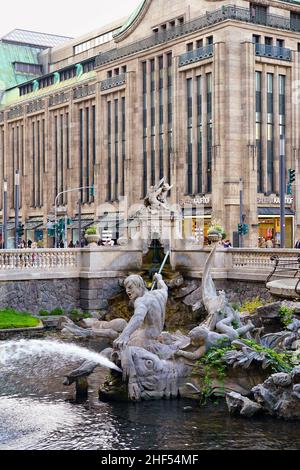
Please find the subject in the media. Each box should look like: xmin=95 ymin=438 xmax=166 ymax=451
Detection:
xmin=69 ymin=309 xmax=92 ymax=320
xmin=85 ymin=226 xmax=98 ymax=236
xmin=279 ymin=306 xmax=295 ymax=328
xmin=208 ymin=220 xmax=226 ymax=240
xmin=242 ymin=339 xmax=297 ymax=373
xmin=240 ymin=297 xmax=264 ymax=314
xmin=0 ymin=308 xmax=40 ymax=329
xmin=39 ymin=309 xmax=50 ymax=317
xmin=230 ymin=302 xmax=240 ymax=312
xmin=196 ymin=345 xmax=232 ymax=402
xmin=50 ymin=307 xmax=64 ymax=316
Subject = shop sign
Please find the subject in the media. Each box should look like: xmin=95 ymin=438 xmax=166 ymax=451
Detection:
xmin=179 ymin=196 xmax=211 ymax=206
xmin=257 ymin=195 xmax=293 ymax=205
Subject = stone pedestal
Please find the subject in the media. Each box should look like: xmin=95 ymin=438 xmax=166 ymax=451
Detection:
xmin=137 ymin=209 xmax=182 ymax=253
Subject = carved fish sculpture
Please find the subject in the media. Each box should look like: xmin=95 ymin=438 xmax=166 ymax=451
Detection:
xmin=120 ymin=346 xmax=189 ymax=401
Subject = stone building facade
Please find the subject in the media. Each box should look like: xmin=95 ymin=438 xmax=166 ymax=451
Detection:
xmin=1 ymin=0 xmax=300 ymax=247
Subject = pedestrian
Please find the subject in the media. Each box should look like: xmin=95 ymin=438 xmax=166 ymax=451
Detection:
xmin=68 ymin=240 xmax=75 ymax=248
xmin=266 ymin=238 xmax=274 ymax=249
xmin=59 ymin=240 xmax=65 ymax=248
xmin=222 ymin=239 xmax=232 ymax=248
xmin=295 ymin=239 xmax=300 ymax=249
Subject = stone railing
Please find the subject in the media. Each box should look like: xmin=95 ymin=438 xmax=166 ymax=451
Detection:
xmin=100 ymin=74 xmax=126 ymax=92
xmin=0 ymin=249 xmax=80 ymax=273
xmin=179 ymin=44 xmax=214 ymax=67
xmin=230 ymin=249 xmax=299 ymax=270
xmin=255 ymin=43 xmax=292 ymax=61
xmin=171 ymin=246 xmax=300 ymax=281
xmin=0 ymin=245 xmax=299 ymax=282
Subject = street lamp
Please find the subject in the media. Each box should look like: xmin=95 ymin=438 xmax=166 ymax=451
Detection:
xmin=14 ymin=170 xmax=20 ymax=249
xmin=54 ymin=185 xmax=95 ymax=248
xmin=3 ymin=179 xmax=7 ymax=249
xmin=280 ymin=137 xmax=286 ymax=248
xmin=239 ymin=178 xmax=244 ymax=248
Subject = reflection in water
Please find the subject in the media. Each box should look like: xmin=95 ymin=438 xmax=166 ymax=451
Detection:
xmin=0 ymin=337 xmax=300 ymax=450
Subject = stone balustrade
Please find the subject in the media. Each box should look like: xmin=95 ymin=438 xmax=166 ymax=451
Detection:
xmin=0 ymin=249 xmax=80 ymax=277
xmin=0 ymin=246 xmax=299 ymax=282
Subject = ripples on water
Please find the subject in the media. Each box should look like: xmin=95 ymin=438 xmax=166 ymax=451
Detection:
xmin=0 ymin=337 xmax=300 ymax=450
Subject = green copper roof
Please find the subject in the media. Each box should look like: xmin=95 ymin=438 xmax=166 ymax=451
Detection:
xmin=114 ymin=0 xmax=147 ymax=38
xmin=0 ymin=42 xmax=42 ymax=92
xmin=280 ymin=0 xmax=300 ymax=4
xmin=0 ymin=69 xmax=96 ymax=109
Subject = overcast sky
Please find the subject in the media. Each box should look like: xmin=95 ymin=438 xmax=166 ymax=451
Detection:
xmin=0 ymin=0 xmax=140 ymax=39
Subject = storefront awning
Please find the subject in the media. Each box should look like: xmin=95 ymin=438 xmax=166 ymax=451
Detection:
xmin=25 ymin=220 xmax=43 ymax=230
xmin=71 ymin=218 xmax=94 ymax=230
xmin=258 ymin=208 xmax=295 ymax=216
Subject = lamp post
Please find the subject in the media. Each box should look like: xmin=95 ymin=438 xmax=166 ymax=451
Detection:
xmin=54 ymin=185 xmax=94 ymax=248
xmin=280 ymin=137 xmax=286 ymax=248
xmin=239 ymin=178 xmax=244 ymax=248
xmin=3 ymin=179 xmax=7 ymax=249
xmin=14 ymin=170 xmax=20 ymax=249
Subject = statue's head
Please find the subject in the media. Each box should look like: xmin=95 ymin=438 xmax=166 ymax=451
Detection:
xmin=188 ymin=326 xmax=208 ymax=346
xmin=124 ymin=275 xmax=147 ymax=301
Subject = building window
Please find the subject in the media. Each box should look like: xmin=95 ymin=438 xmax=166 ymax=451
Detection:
xmin=187 ymin=78 xmax=193 ymax=194
xmin=291 ymin=12 xmax=300 ymax=32
xmin=158 ymin=56 xmax=164 ymax=179
xmin=265 ymin=37 xmax=273 ymax=46
xmin=60 ymin=67 xmax=76 ymax=81
xmin=114 ymin=99 xmax=119 ymax=200
xmin=279 ymin=75 xmax=286 ymax=158
xmin=250 ymin=4 xmax=267 ymax=25
xmin=207 ymin=36 xmax=213 ymax=45
xmin=252 ymin=35 xmax=260 ymax=44
xmin=276 ymin=39 xmax=284 ymax=48
xmin=14 ymin=62 xmax=42 ymax=75
xmin=92 ymin=105 xmax=96 ymax=202
xmin=107 ymin=102 xmax=112 ymax=201
xmin=206 ymin=73 xmax=212 ymax=193
xmin=187 ymin=43 xmax=193 ymax=52
xmin=79 ymin=109 xmax=83 ymax=202
xmin=74 ymin=31 xmax=113 ymax=54
xmin=142 ymin=61 xmax=147 ymax=197
xmin=197 ymin=76 xmax=202 ymax=194
xmin=196 ymin=39 xmax=203 ymax=49
xmin=267 ymin=73 xmax=274 ymax=193
xmin=167 ymin=52 xmax=173 ymax=184
xmin=121 ymin=97 xmax=126 ymax=196
xmin=256 ymin=71 xmax=262 ymax=193
xmin=39 ymin=75 xmax=54 ymax=89
xmin=83 ymin=60 xmax=95 ymax=73
xmin=85 ymin=108 xmax=90 ymax=203
xmin=150 ymin=59 xmax=155 ymax=185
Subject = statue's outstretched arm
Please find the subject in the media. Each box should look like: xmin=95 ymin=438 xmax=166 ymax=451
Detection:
xmin=113 ymin=303 xmax=148 ymax=350
xmin=154 ymin=273 xmax=168 ymax=292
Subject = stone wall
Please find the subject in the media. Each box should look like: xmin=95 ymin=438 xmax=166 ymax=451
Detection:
xmin=183 ymin=277 xmax=275 ymax=307
xmin=80 ymin=278 xmax=124 ymax=311
xmin=0 ymin=274 xmax=275 ymax=317
xmin=0 ymin=279 xmax=80 ymax=314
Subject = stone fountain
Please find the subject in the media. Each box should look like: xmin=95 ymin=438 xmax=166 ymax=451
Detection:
xmin=62 ymin=180 xmax=300 ymax=419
